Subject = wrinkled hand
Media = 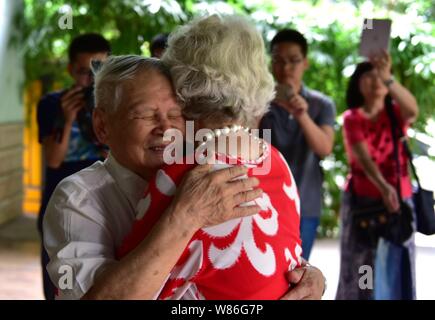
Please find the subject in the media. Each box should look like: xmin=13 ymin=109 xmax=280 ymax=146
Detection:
xmin=61 ymin=86 xmax=85 ymax=124
xmin=173 ymin=164 xmax=262 ymax=229
xmin=281 ymin=264 xmax=325 ymax=300
xmin=370 ymin=50 xmax=392 ymax=83
xmin=381 ymin=183 xmax=400 ymax=213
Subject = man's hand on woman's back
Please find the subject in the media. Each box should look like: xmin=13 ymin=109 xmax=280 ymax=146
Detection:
xmin=171 ymin=165 xmax=263 ymax=229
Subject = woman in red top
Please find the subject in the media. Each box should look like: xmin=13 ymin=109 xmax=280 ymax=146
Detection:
xmin=117 ymin=15 xmax=303 ymax=300
xmin=336 ymin=52 xmax=419 ymax=300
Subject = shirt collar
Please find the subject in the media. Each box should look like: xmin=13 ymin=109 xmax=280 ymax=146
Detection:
xmin=104 ymin=153 xmax=148 ymax=209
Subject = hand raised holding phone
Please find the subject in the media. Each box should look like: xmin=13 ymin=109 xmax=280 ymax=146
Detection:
xmin=274 ymin=83 xmax=308 ymax=118
xmin=60 ymin=86 xmax=86 ymax=124
xmin=369 ymin=49 xmax=392 ymax=82
xmin=359 ymin=19 xmax=392 ymax=58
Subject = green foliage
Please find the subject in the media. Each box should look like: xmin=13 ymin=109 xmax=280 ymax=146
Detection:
xmin=15 ymin=0 xmax=192 ymax=87
xmin=16 ymin=0 xmax=435 ymax=238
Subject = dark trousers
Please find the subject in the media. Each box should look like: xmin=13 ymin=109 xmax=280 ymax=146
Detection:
xmin=300 ymin=216 xmax=320 ymax=260
xmin=336 ymin=191 xmax=416 ymax=300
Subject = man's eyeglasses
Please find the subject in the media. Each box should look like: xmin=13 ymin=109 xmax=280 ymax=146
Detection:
xmin=74 ymin=60 xmax=104 ymax=77
xmin=272 ymin=56 xmax=304 ymax=66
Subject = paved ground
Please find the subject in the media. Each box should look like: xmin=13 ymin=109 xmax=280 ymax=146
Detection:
xmin=0 ymin=215 xmax=43 ymax=299
xmin=310 ymin=234 xmax=435 ymax=300
xmin=0 ymin=215 xmax=433 ymax=300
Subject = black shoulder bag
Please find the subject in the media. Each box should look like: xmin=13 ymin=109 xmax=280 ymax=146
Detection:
xmin=386 ymin=106 xmax=435 ymax=235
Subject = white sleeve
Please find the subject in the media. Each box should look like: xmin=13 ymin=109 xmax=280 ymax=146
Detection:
xmin=43 ymin=179 xmax=118 ymax=300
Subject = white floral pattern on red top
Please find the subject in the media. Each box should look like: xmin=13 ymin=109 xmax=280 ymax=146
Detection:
xmin=117 ymin=145 xmax=302 ymax=300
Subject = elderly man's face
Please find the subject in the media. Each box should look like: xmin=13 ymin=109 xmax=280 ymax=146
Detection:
xmin=95 ymin=70 xmax=185 ymax=180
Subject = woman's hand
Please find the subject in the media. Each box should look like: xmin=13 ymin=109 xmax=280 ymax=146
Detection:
xmin=380 ymin=182 xmax=400 ymax=213
xmin=371 ymin=50 xmax=419 ymax=124
xmin=370 ymin=50 xmax=392 ymax=83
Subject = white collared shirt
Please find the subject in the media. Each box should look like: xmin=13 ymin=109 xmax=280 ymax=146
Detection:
xmin=43 ymin=153 xmax=148 ymax=299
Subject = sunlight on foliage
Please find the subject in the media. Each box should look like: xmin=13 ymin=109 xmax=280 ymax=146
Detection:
xmin=14 ymin=0 xmax=434 ymax=237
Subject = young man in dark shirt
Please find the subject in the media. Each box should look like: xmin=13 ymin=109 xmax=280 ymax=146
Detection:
xmin=36 ymin=33 xmax=110 ymax=299
xmin=260 ymin=29 xmax=336 ymax=260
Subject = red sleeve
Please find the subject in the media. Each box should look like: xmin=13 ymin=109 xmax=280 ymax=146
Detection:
xmin=116 ymin=163 xmax=194 ymax=259
xmin=343 ymin=110 xmax=364 ymax=145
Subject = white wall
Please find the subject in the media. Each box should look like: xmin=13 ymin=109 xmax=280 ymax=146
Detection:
xmin=0 ymin=0 xmax=24 ymax=123
xmin=0 ymin=0 xmax=24 ymax=224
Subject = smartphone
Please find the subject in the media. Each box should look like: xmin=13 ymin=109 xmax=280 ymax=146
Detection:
xmin=359 ymin=19 xmax=392 ymax=58
xmin=275 ymin=84 xmax=295 ymax=102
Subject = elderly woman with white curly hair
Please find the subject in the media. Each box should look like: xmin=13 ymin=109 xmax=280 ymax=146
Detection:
xmin=117 ymin=15 xmax=307 ymax=299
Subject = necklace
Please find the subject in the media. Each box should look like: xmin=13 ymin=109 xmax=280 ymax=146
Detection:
xmin=197 ymin=124 xmax=269 ymax=164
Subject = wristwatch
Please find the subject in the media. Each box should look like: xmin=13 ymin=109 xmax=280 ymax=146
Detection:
xmin=383 ymin=76 xmax=395 ymax=88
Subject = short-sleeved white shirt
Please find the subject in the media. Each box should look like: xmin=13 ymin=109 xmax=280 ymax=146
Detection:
xmin=43 ymin=153 xmax=148 ymax=299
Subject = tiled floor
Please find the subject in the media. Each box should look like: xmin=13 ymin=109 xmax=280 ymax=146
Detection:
xmin=0 ymin=215 xmax=433 ymax=300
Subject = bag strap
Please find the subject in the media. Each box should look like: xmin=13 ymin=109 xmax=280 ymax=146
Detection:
xmin=385 ymin=104 xmax=422 ymax=192
xmin=385 ymin=104 xmax=404 ymax=201
xmin=348 ymin=177 xmax=357 ymax=205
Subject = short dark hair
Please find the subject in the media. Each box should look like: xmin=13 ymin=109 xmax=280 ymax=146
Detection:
xmin=68 ymin=33 xmax=111 ymax=63
xmin=270 ymin=29 xmax=308 ymax=57
xmin=150 ymin=33 xmax=168 ymax=57
xmin=346 ymin=62 xmax=392 ymax=109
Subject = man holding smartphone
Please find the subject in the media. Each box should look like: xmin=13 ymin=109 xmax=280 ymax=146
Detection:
xmin=260 ymin=29 xmax=336 ymax=260
xmin=36 ymin=33 xmax=111 ymax=299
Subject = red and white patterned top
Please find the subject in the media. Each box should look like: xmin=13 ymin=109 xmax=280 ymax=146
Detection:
xmin=117 ymin=144 xmax=302 ymax=300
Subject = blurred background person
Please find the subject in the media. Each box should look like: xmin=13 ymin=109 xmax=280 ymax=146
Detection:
xmin=336 ymin=51 xmax=419 ymax=300
xmin=150 ymin=33 xmax=169 ymax=58
xmin=260 ymin=29 xmax=336 ymax=260
xmin=36 ymin=33 xmax=111 ymax=299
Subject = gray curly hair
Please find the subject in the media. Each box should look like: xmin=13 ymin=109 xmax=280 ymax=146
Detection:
xmin=162 ymin=14 xmax=275 ymax=127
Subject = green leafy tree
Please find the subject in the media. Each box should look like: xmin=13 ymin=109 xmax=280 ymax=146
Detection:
xmin=15 ymin=0 xmax=434 ymax=238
